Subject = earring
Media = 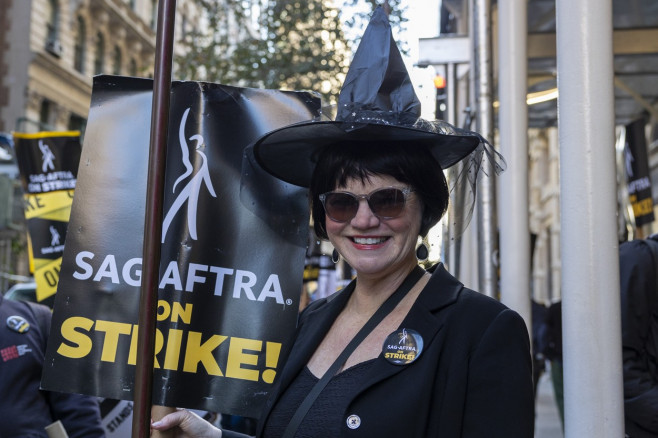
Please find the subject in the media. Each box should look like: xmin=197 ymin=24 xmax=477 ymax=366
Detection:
xmin=331 ymin=248 xmax=340 ymax=264
xmin=416 ymin=241 xmax=429 ymax=262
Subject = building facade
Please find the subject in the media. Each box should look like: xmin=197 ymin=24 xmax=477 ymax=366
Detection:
xmin=0 ymin=0 xmax=200 ymax=134
xmin=0 ymin=0 xmax=198 ymax=287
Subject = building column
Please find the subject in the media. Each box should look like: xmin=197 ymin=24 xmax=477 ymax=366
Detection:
xmin=471 ymin=0 xmax=498 ymax=298
xmin=497 ymin=0 xmax=530 ymax=329
xmin=556 ymin=0 xmax=624 ymax=435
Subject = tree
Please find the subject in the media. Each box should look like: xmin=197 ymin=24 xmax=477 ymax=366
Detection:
xmin=174 ymin=0 xmax=258 ymax=86
xmin=175 ymin=0 xmax=408 ymax=104
xmin=341 ymin=0 xmax=409 ymax=54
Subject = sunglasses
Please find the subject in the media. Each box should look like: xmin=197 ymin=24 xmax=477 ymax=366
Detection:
xmin=319 ymin=187 xmax=414 ymax=222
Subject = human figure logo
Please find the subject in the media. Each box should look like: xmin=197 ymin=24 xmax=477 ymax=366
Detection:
xmin=50 ymin=225 xmax=61 ymax=246
xmin=161 ymin=108 xmax=217 ymax=243
xmin=624 ymin=146 xmax=634 ymax=178
xmin=39 ymin=140 xmax=55 ymax=172
xmin=399 ymin=328 xmax=408 ymax=344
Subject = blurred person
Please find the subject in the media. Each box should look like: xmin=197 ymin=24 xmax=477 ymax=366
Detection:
xmin=299 ymin=282 xmax=311 ymax=313
xmin=542 ymin=300 xmax=564 ymax=429
xmin=152 ymin=7 xmax=533 ymax=438
xmin=619 ymin=235 xmax=658 ymax=437
xmin=0 ymin=293 xmax=105 ymax=437
xmin=531 ymin=299 xmax=548 ymax=399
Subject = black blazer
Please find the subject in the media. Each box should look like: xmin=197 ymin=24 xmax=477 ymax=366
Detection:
xmin=227 ymin=264 xmax=534 ymax=438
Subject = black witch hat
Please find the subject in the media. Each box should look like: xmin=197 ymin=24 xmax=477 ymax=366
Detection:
xmin=251 ymin=6 xmax=493 ymax=188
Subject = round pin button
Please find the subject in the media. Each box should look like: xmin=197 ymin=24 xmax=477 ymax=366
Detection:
xmin=382 ymin=328 xmax=423 ymax=365
xmin=6 ymin=315 xmax=30 ymax=333
xmin=346 ymin=414 xmax=361 ymax=429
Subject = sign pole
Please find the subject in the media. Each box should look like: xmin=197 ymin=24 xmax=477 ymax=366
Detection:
xmin=131 ymin=0 xmax=177 ymax=436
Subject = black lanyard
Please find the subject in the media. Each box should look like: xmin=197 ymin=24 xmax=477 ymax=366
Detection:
xmin=281 ymin=265 xmax=425 ymax=438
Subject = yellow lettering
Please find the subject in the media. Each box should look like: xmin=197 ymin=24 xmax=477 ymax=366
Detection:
xmin=183 ymin=332 xmax=226 ymax=375
xmin=125 ymin=325 xmax=162 ymax=367
xmin=57 ymin=317 xmax=94 ymax=358
xmin=128 ymin=325 xmax=138 ymax=365
xmin=632 ymin=198 xmax=654 ymax=216
xmin=170 ymin=302 xmax=192 ymax=324
xmin=95 ymin=320 xmax=132 ymax=362
xmin=226 ymin=337 xmax=262 ymax=382
xmin=157 ymin=301 xmax=192 ymax=324
xmin=157 ymin=301 xmax=171 ymax=321
xmin=154 ymin=328 xmax=164 ymax=368
xmin=55 ymin=311 xmax=282 ymax=382
xmin=163 ymin=329 xmax=184 ymax=370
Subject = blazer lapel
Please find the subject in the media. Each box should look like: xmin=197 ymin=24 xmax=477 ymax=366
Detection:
xmin=356 ymin=264 xmax=464 ymax=391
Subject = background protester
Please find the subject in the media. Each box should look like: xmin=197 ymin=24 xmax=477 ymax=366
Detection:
xmin=0 ymin=294 xmax=105 ymax=437
xmin=619 ymin=235 xmax=658 ymax=437
xmin=531 ymin=299 xmax=548 ymax=399
xmin=152 ymin=6 xmax=533 ymax=437
xmin=541 ymin=300 xmax=564 ymax=429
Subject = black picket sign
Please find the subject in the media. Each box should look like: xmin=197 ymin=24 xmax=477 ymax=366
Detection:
xmin=42 ymin=75 xmax=320 ymax=418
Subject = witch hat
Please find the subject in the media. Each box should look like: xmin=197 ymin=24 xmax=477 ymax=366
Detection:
xmin=251 ymin=6 xmax=484 ymax=187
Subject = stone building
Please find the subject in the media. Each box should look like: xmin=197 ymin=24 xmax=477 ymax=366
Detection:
xmin=0 ymin=0 xmax=198 ymax=288
xmin=1 ymin=0 xmax=199 ymax=134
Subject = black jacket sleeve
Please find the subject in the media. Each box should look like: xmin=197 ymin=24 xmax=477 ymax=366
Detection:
xmin=461 ymin=308 xmax=535 ymax=437
xmin=31 ymin=302 xmax=105 ymax=438
xmin=619 ymin=239 xmax=658 ymax=435
xmin=45 ymin=390 xmax=105 ymax=438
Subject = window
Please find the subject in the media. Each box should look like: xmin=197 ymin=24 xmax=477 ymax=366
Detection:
xmin=151 ymin=0 xmax=158 ymax=30
xmin=39 ymin=99 xmax=52 ymax=129
xmin=45 ymin=0 xmax=62 ymax=56
xmin=94 ymin=33 xmax=105 ymax=75
xmin=113 ymin=46 xmax=122 ymax=75
xmin=46 ymin=0 xmax=59 ymax=42
xmin=74 ymin=16 xmax=86 ymax=73
xmin=68 ymin=114 xmax=87 ymax=138
xmin=129 ymin=58 xmax=137 ymax=76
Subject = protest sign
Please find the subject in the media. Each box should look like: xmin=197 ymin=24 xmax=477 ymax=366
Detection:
xmin=13 ymin=131 xmax=81 ymax=302
xmin=624 ymin=118 xmax=654 ymax=227
xmin=42 ymin=75 xmax=320 ymax=417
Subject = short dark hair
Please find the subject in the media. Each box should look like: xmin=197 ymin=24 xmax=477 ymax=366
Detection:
xmin=310 ymin=142 xmax=450 ymax=240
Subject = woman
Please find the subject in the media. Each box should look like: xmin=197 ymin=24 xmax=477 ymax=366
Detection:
xmin=152 ymin=7 xmax=533 ymax=437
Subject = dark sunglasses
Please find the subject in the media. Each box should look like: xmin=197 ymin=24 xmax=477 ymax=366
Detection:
xmin=319 ymin=187 xmax=414 ymax=222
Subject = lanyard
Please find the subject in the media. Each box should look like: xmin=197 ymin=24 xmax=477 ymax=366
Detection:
xmin=281 ymin=265 xmax=425 ymax=438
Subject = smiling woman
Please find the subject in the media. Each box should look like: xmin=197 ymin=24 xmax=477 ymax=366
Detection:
xmin=151 ymin=6 xmax=533 ymax=438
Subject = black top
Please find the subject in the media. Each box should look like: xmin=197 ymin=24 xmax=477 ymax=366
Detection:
xmin=263 ymin=360 xmax=375 ymax=438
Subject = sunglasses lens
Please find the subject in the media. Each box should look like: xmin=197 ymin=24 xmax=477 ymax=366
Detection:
xmin=322 ymin=188 xmax=409 ymax=222
xmin=324 ymin=193 xmax=358 ymax=222
xmin=369 ymin=188 xmax=406 ymax=218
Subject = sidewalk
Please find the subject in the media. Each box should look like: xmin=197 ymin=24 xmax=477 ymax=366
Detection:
xmin=535 ymin=370 xmax=564 ymax=438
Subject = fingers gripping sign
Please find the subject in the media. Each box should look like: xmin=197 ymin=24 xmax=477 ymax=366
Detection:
xmin=151 ymin=408 xmax=222 ymax=438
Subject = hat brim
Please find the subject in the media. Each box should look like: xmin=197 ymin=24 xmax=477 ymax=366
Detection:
xmin=251 ymin=121 xmax=481 ymax=187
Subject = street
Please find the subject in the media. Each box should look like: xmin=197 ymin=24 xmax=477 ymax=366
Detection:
xmin=535 ymin=367 xmax=564 ymax=438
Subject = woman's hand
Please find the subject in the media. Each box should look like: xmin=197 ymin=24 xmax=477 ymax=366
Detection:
xmin=151 ymin=409 xmax=222 ymax=438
